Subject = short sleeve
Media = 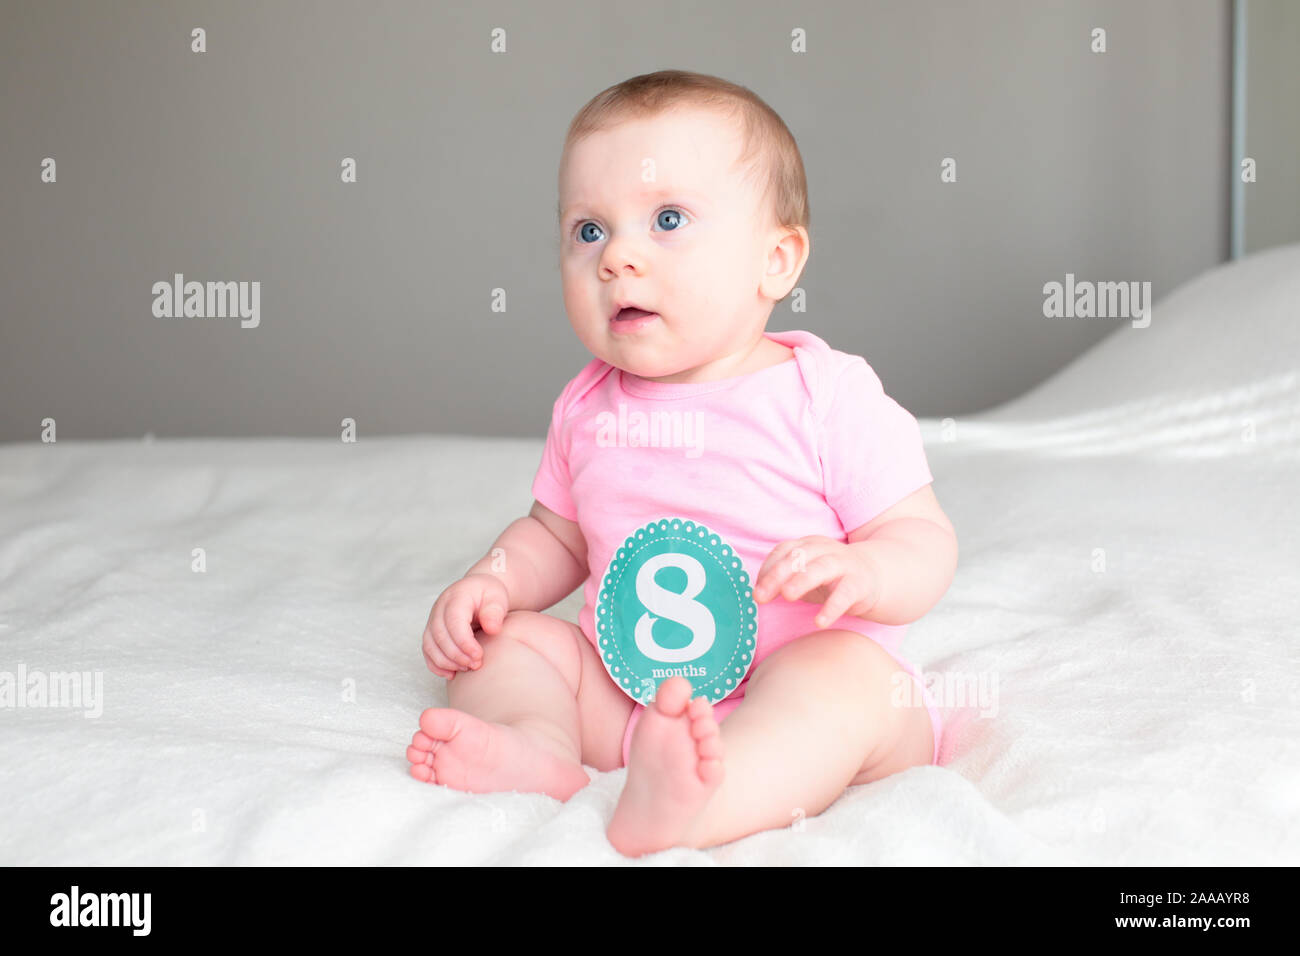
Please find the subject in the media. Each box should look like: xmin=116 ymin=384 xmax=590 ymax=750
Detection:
xmin=819 ymin=357 xmax=933 ymax=534
xmin=530 ymin=386 xmax=579 ymax=521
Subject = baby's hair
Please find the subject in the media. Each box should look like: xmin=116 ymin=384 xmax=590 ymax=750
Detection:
xmin=558 ymin=69 xmax=810 ymax=236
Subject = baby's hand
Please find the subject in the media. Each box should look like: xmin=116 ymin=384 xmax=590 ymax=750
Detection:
xmin=421 ymin=572 xmax=509 ymax=679
xmin=752 ymin=536 xmax=883 ymax=629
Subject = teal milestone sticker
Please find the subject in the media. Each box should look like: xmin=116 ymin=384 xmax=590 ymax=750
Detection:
xmin=595 ymin=517 xmax=758 ymax=706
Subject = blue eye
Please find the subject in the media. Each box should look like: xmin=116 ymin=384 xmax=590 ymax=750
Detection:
xmin=573 ymin=207 xmax=689 ymax=244
xmin=656 ymin=208 xmax=687 ymax=231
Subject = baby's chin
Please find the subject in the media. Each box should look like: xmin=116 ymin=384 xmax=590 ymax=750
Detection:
xmin=609 ymin=353 xmax=705 ymax=380
xmin=601 ymin=335 xmax=684 ymax=373
xmin=577 ymin=318 xmax=714 ymax=378
xmin=603 ymin=352 xmax=664 ymax=376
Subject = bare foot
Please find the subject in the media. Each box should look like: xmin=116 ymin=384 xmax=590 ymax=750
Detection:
xmin=605 ymin=676 xmax=725 ymax=857
xmin=407 ymin=708 xmax=590 ymax=801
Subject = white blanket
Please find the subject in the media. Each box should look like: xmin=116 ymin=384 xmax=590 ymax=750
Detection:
xmin=3 ymin=244 xmax=1298 ymax=865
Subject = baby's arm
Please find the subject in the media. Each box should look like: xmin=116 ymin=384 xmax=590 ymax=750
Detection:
xmin=754 ymin=484 xmax=957 ymax=628
xmin=422 ymin=501 xmax=587 ymax=676
xmin=842 ymin=484 xmax=957 ymax=625
xmin=462 ymin=500 xmax=588 ymax=612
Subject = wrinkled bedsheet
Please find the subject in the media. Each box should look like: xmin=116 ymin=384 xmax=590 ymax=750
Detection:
xmin=2 ymin=245 xmax=1298 ymax=865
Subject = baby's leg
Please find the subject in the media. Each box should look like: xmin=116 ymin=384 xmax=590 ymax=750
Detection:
xmin=606 ymin=629 xmax=933 ymax=855
xmin=407 ymin=610 xmax=633 ymax=800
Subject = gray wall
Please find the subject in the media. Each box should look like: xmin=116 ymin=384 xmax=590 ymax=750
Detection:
xmin=1243 ymin=0 xmax=1300 ymax=254
xmin=0 ymin=0 xmax=1232 ymax=442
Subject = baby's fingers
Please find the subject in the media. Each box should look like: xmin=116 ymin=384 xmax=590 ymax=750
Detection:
xmin=476 ymin=597 xmax=507 ymax=635
xmin=774 ymin=554 xmax=841 ymax=604
xmin=754 ymin=539 xmax=800 ymax=596
xmin=442 ymin=596 xmax=483 ymax=667
xmin=423 ymin=644 xmax=459 ymax=680
xmin=422 ymin=630 xmax=459 ymax=676
xmin=428 ymin=607 xmax=472 ymax=669
xmin=814 ymin=578 xmax=858 ymax=629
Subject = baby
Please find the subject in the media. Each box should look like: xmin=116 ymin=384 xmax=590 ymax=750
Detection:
xmin=407 ymin=70 xmax=958 ymax=857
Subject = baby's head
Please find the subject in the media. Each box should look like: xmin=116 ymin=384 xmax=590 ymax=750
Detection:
xmin=556 ymin=70 xmax=810 ymax=382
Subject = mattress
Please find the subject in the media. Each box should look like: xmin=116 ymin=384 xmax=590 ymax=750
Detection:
xmin=2 ymin=243 xmax=1297 ymax=865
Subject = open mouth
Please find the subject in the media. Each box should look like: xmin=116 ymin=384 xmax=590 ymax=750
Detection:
xmin=609 ymin=306 xmax=660 ymax=334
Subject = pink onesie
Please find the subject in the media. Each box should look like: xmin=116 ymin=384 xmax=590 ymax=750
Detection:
xmin=530 ymin=328 xmax=943 ymax=769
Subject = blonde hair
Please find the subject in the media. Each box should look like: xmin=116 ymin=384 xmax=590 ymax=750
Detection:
xmin=558 ymin=70 xmax=810 ymax=234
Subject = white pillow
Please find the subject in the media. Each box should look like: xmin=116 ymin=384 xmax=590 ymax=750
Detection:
xmin=977 ymin=241 xmax=1300 ymax=421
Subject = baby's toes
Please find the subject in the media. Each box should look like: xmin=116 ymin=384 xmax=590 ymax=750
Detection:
xmin=688 ymin=701 xmax=719 ymax=739
xmin=687 ymin=695 xmax=715 ymax=722
xmin=694 ymin=725 xmax=723 ymax=760
xmin=698 ymin=756 xmax=724 ymax=785
xmin=418 ymin=707 xmax=461 ymax=741
xmin=686 ymin=698 xmax=724 ymax=764
xmin=690 ymin=712 xmax=717 ymax=738
xmin=411 ymin=729 xmax=440 ymax=751
xmin=407 ymin=730 xmax=440 ymax=780
xmin=408 ymin=730 xmax=439 ymax=755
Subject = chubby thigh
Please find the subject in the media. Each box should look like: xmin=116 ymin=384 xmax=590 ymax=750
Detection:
xmin=568 ymin=622 xmax=637 ymax=771
xmin=524 ymin=612 xmax=636 ymax=773
xmin=484 ymin=613 xmax=934 ymax=778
